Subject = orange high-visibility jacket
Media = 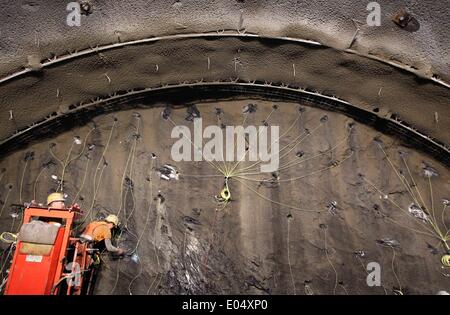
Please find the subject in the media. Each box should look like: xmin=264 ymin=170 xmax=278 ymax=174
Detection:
xmin=81 ymin=221 xmax=111 ymax=242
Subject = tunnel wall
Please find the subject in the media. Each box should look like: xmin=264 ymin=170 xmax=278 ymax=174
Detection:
xmin=0 ymin=101 xmax=449 ymax=294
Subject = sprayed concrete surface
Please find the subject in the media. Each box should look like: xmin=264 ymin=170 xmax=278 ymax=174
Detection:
xmin=0 ymin=0 xmax=449 ymax=157
xmin=1 ymin=0 xmax=449 ymax=79
xmin=0 ymin=100 xmax=449 ymax=294
xmin=0 ymin=0 xmax=449 ymax=295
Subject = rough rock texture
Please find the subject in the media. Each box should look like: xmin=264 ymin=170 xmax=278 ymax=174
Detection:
xmin=0 ymin=0 xmax=449 ymax=156
xmin=0 ymin=0 xmax=449 ymax=295
xmin=1 ymin=0 xmax=449 ymax=78
xmin=0 ymin=101 xmax=449 ymax=294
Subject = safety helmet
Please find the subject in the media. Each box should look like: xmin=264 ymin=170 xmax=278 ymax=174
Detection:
xmin=105 ymin=214 xmax=119 ymax=226
xmin=441 ymin=255 xmax=450 ymax=267
xmin=47 ymin=192 xmax=65 ymax=205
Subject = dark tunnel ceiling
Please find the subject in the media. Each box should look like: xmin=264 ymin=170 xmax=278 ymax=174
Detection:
xmin=0 ymin=0 xmax=448 ymax=163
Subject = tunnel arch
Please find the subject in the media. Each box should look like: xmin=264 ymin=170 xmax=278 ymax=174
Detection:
xmin=1 ymin=81 xmax=449 ymax=167
xmin=1 ymin=95 xmax=448 ymax=295
xmin=0 ymin=1 xmax=449 ymax=295
xmin=0 ymin=33 xmax=448 ymax=165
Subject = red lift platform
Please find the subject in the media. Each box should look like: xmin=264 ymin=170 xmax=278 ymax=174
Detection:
xmin=4 ymin=205 xmax=96 ymax=295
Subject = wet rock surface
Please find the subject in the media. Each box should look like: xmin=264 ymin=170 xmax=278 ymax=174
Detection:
xmin=0 ymin=100 xmax=449 ymax=294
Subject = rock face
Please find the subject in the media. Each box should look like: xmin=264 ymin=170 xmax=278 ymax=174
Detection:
xmin=0 ymin=1 xmax=449 ymax=158
xmin=0 ymin=0 xmax=449 ymax=295
xmin=0 ymin=100 xmax=449 ymax=294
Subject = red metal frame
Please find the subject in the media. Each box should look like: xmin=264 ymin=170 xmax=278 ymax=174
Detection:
xmin=66 ymin=239 xmax=94 ymax=295
xmin=4 ymin=206 xmax=83 ymax=295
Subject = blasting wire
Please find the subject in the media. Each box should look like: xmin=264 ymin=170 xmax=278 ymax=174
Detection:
xmin=235 ymin=112 xmax=302 ymax=174
xmin=237 ymin=136 xmax=350 ymax=178
xmin=33 ymin=166 xmax=48 ymax=201
xmin=287 ymin=217 xmax=296 ymax=294
xmin=277 ymin=134 xmax=349 ymax=171
xmin=0 ymin=188 xmax=12 ymax=217
xmin=235 ymin=118 xmax=322 ymax=175
xmin=18 ymin=157 xmax=32 ymax=230
xmin=377 ymin=144 xmax=423 ymax=216
xmin=324 ymin=228 xmax=338 ymax=295
xmin=129 ymin=159 xmax=156 ymax=294
xmin=90 ymin=163 xmax=107 ymax=221
xmin=123 ymin=127 xmax=140 ymax=225
xmin=241 ymin=112 xmax=249 ymax=127
xmin=146 ymin=273 xmax=161 ymax=295
xmin=147 ymin=202 xmax=162 ymax=295
xmin=80 ymin=121 xmax=116 ymax=221
xmin=81 ymin=162 xmax=106 ymax=224
xmin=128 ymin=121 xmax=139 ymax=180
xmin=0 ymin=245 xmax=14 ymax=278
xmin=401 ymin=156 xmax=428 ymax=214
xmin=217 ymin=112 xmax=230 ymax=176
xmin=390 ymin=247 xmax=402 ymax=294
xmin=442 ymin=205 xmax=448 ymax=233
xmin=117 ymin=121 xmax=138 ymax=217
xmin=49 ymin=145 xmax=65 ymax=168
xmin=10 ymin=215 xmax=16 ymax=232
xmin=234 ymin=177 xmax=321 ymax=213
xmin=109 ymin=251 xmax=122 ymax=294
xmin=270 ymin=111 xmax=302 ymax=149
xmin=56 ymin=125 xmax=94 ymax=193
xmin=112 ymin=117 xmax=140 ymax=294
xmin=151 ymin=274 xmax=163 ymax=295
xmin=276 ymin=122 xmax=324 ymax=163
xmin=147 ymin=180 xmax=163 ymax=295
xmin=111 ymin=189 xmax=139 ymax=295
xmin=377 ymin=145 xmax=448 ymax=249
xmin=93 ymin=121 xmax=116 ymax=201
xmin=237 ymin=163 xmax=335 ymax=183
xmin=355 ymin=255 xmax=388 ymax=295
xmin=383 ymin=215 xmax=440 ymax=239
xmin=19 ymin=160 xmax=29 ymax=204
xmin=227 ymin=108 xmax=275 ymax=176
xmin=71 ymin=157 xmax=90 ymax=205
xmin=58 ymin=142 xmax=75 ymax=192
xmin=67 ymin=128 xmax=96 ymax=165
xmin=0 ymin=275 xmax=8 ymax=292
xmin=428 ymin=176 xmax=438 ymax=232
xmin=179 ymin=173 xmax=224 ymax=178
xmin=237 ymin=150 xmax=353 ymax=183
xmin=124 ymin=190 xmax=140 ymax=236
xmin=127 ymin=255 xmax=141 ymax=295
xmin=132 ymin=159 xmax=155 ymax=253
xmin=167 ymin=117 xmax=225 ymax=176
xmin=339 ymin=283 xmax=349 ymax=295
xmin=228 ymin=107 xmax=277 ymax=176
xmin=17 ymin=160 xmax=31 ymax=232
xmin=361 ymin=176 xmax=437 ymax=237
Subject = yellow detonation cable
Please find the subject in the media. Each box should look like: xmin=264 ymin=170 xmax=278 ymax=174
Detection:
xmin=0 ymin=232 xmax=17 ymax=243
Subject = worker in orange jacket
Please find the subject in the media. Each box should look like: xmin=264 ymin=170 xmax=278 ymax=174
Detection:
xmin=80 ymin=214 xmax=125 ymax=255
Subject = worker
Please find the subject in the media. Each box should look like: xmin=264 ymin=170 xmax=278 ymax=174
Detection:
xmin=80 ymin=214 xmax=125 ymax=256
xmin=46 ymin=192 xmax=66 ymax=209
xmin=27 ymin=192 xmax=65 ymax=209
xmin=25 ymin=192 xmax=69 ymax=227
